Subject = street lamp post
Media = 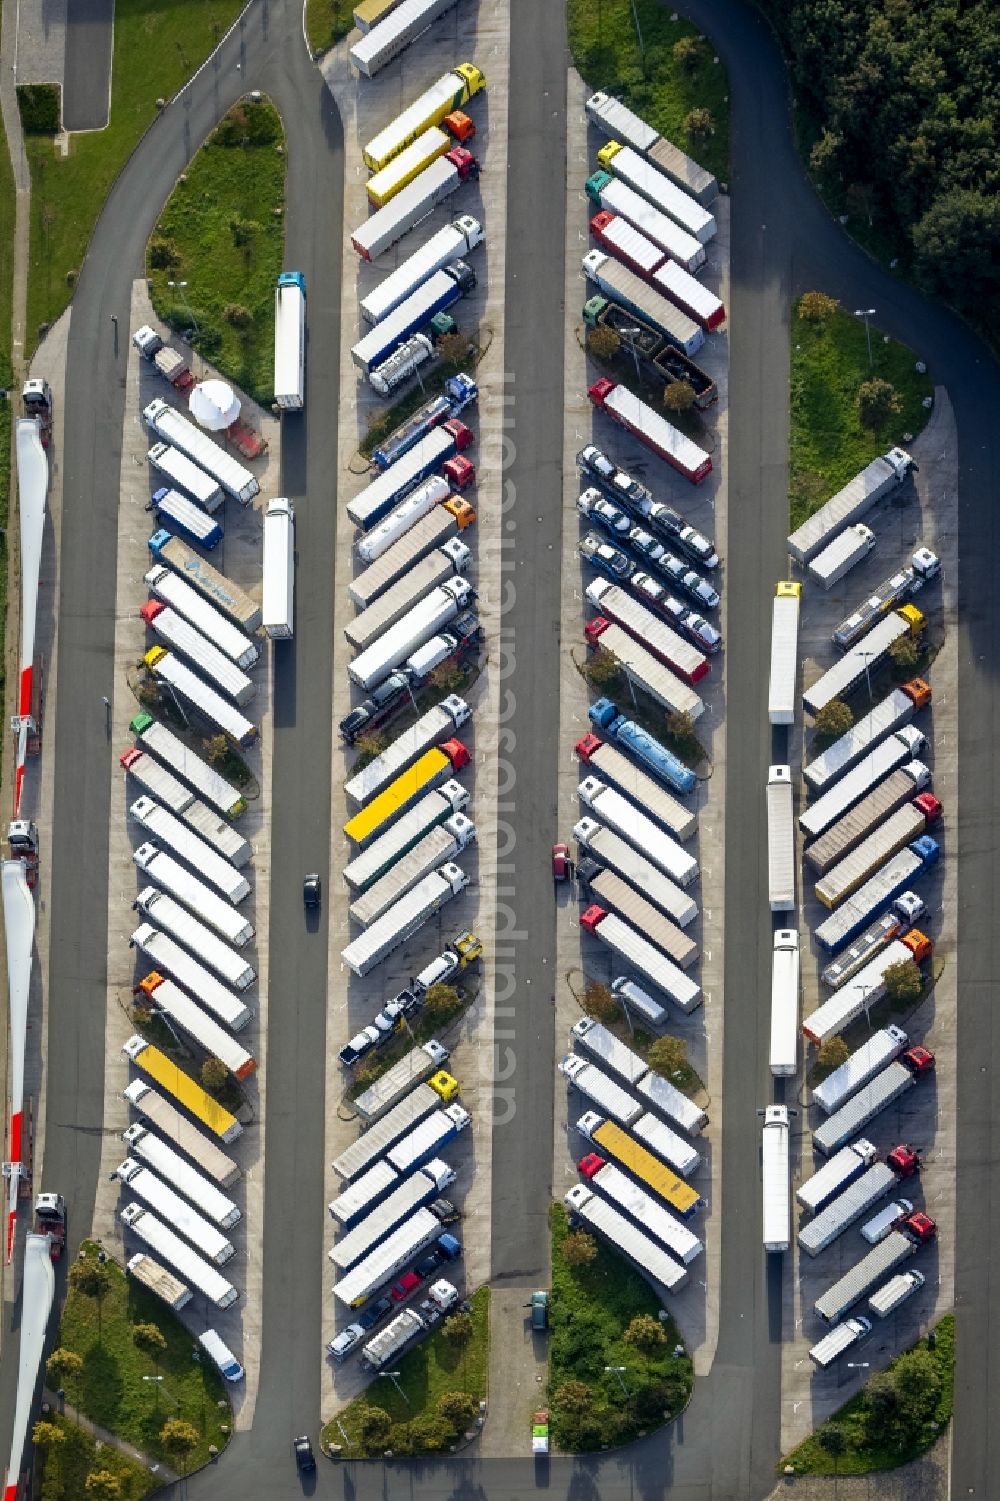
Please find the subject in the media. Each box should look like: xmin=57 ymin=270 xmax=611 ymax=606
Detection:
xmin=604 ymin=1364 xmax=630 ymax=1401
xmin=854 ymin=308 xmax=877 ymax=371
xmin=618 ymin=324 xmax=643 ymax=383
xmin=168 ymin=280 xmax=199 ymax=336
xmin=379 ymin=1370 xmax=409 ymax=1404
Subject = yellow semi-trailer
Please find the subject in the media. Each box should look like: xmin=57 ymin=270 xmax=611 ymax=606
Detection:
xmin=364 ymin=65 xmax=486 ymax=171
xmin=367 ymin=127 xmax=452 ymax=208
xmin=122 ymin=1035 xmax=242 ymax=1143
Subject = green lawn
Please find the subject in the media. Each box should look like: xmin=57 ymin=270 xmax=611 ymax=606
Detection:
xmin=24 ymin=0 xmax=245 ymax=350
xmin=305 ymin=0 xmax=355 ymax=56
xmin=567 ymin=0 xmax=730 ymax=183
xmin=34 ymin=1413 xmax=155 ymax=1500
xmin=790 ymin=299 xmax=934 ymax=531
xmin=322 ymin=1286 xmax=489 ymax=1456
xmin=147 ymin=97 xmax=286 ymax=405
xmin=56 ymin=1242 xmax=231 ymax=1469
xmin=548 ymin=1203 xmax=693 ymax=1451
xmin=782 ymin=1316 xmax=954 ymax=1474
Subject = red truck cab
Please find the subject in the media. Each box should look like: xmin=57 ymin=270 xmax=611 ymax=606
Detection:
xmin=886 ymin=1144 xmax=921 ymax=1178
xmin=442 ymin=455 xmax=476 ymax=489
xmin=904 ymin=1210 xmax=936 ymax=1244
xmin=580 ymin=904 xmax=608 ymax=934
xmin=902 ymin=1044 xmax=935 ymax=1075
xmin=578 ymin=1153 xmax=605 ymax=1179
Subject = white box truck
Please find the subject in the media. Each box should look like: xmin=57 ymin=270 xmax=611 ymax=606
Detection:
xmin=273 ymin=272 xmax=306 ymax=410
xmin=262 ymin=497 xmax=294 ymax=640
xmin=766 ymin=765 xmax=795 ymax=912
xmin=769 ymin=929 xmax=799 ymax=1077
xmin=348 ymin=578 xmax=473 ymax=691
xmin=808 ymin=524 xmax=876 ymax=590
xmin=808 ymin=1317 xmax=871 ymax=1369
xmin=148 ymin=446 xmax=222 ymax=511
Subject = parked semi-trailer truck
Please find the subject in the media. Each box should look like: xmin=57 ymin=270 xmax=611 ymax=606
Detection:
xmin=351 ymin=147 xmax=479 ymax=260
xmin=328 ymin=1160 xmax=456 ymax=1269
xmin=344 ymin=787 xmax=470 ymax=896
xmin=579 ymin=867 xmax=698 ymax=971
xmin=595 ymin=140 xmax=716 ymax=242
xmin=120 ymin=746 xmax=198 ymax=816
xmin=812 ymin=1026 xmax=910 ymax=1115
xmin=333 ymin=1083 xmax=442 ymax=1180
xmin=133 ymin=845 xmax=252 ymax=945
xmin=803 ymin=607 xmax=925 ymax=718
xmin=349 ymin=429 xmax=474 ymax=532
xmin=804 ymin=681 xmax=932 ymax=793
xmin=129 ymin=796 xmax=251 ymax=897
xmin=354 ymin=476 xmax=471 ymax=568
xmin=812 ymin=1049 xmax=935 ymax=1156
xmin=800 ymin=727 xmax=928 ymax=841
xmin=762 ymin=1106 xmax=791 ymax=1254
xmin=768 ymin=581 xmax=801 ymax=726
xmin=346 ymin=696 xmax=471 ymax=807
xmin=346 ymin=541 xmax=471 ymax=653
xmin=579 ymin=905 xmax=702 ymax=1012
xmin=585 ymin=92 xmax=718 ymax=204
xmin=349 ymin=0 xmax=467 ymax=78
xmin=343 ymin=742 xmax=470 ymax=849
xmin=144 ymin=648 xmax=257 ymax=747
xmin=787 ymin=449 xmax=916 ymax=565
xmin=348 ymin=579 xmax=474 ymax=691
xmin=588 ymin=378 xmax=712 ymax=483
xmin=365 ymin=126 xmax=453 ymax=209
xmin=814 ymin=838 xmax=940 ymax=953
xmin=808 ymin=524 xmax=876 ymax=590
xmin=129 ymin=925 xmax=253 ymax=1030
xmin=577 ymin=776 xmax=698 ymax=887
xmin=575 ymin=736 xmax=695 ymax=844
xmin=804 ymin=933 xmax=932 ymax=1044
xmin=333 ymin=1209 xmax=443 ymax=1307
xmin=140 ymin=602 xmax=254 ymax=705
xmin=143 ymin=398 xmax=259 ymax=504
xmin=262 ymin=497 xmax=294 ymax=641
xmin=581 ymin=251 xmax=705 ymax=357
xmin=341 ymin=864 xmax=468 ymax=976
xmin=798 ymin=1163 xmax=902 ymax=1257
xmin=371 ymin=373 xmax=477 ymax=468
xmin=352 ymin=264 xmax=476 ymax=375
xmin=120 ymin=1203 xmax=239 ymax=1307
xmin=116 ymin=1169 xmax=231 ymax=1267
xmin=118 ymin=1129 xmax=240 ymax=1228
xmin=559 ymin=1052 xmax=642 ymax=1128
xmin=577 ymin=1154 xmax=702 ymax=1264
xmin=123 ymin=1080 xmax=240 ymax=1181
xmin=369 ymin=332 xmax=439 ymax=397
xmin=653 ymin=258 xmax=725 ymax=330
xmin=582 ymin=296 xmax=718 ymax=406
xmin=129 ymin=714 xmax=246 ymax=818
xmin=588 ymin=698 xmax=697 ymax=797
xmin=573 ymin=819 xmax=698 ymax=931
xmin=814 ymin=1213 xmax=935 ymax=1323
xmin=806 ymin=768 xmax=932 ymax=877
xmin=144 ymin=567 xmax=257 ymax=669
xmin=564 ymin=1183 xmax=688 ymax=1293
xmin=132 ymin=889 xmax=256 ymax=991
xmin=577 ymin=1111 xmax=702 ymax=1202
xmin=148 ymin=455 xmax=223 ymax=518
xmin=585 ymin=618 xmax=703 ymax=721
xmin=809 ymin=1317 xmax=872 ymax=1369
xmin=135 ymin=972 xmax=257 ymax=1080
xmin=362 ymin=221 xmax=483 ymax=326
xmin=832 ymin=549 xmax=940 ymax=651
xmin=349 ymin=814 xmax=475 ymax=925
xmin=147 ymin=531 xmax=262 ymax=631
xmin=273 ymin=271 xmax=306 ymax=410
xmin=766 ymin=765 xmax=795 ymax=912
xmin=769 ymin=930 xmax=799 ymax=1078
xmin=363 ymin=64 xmax=485 ymax=170
xmin=584 ymin=578 xmax=708 ymax=685
xmin=820 ymin=894 xmax=925 ymax=989
xmin=352 ymin=1041 xmax=455 ymax=1126
xmin=798 ymin=1139 xmax=878 ymax=1215
xmin=815 ymin=800 xmax=940 ymax=908
xmin=585 ymin=170 xmax=706 ymax=273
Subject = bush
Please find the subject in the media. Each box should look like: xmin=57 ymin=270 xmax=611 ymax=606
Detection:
xmin=131 ymin=1322 xmax=167 ymax=1358
xmin=201 ymin=1058 xmax=229 ymax=1093
xmin=672 ymin=36 xmax=703 ymax=69
xmin=814 ymin=699 xmax=854 ymax=740
xmin=436 ymin=330 xmax=470 ymax=368
xmin=647 ymin=1034 xmax=688 ymax=1077
xmin=442 ymin=1310 xmax=473 ymax=1343
xmin=429 ymin=660 xmax=468 ymax=694
xmin=17 ymin=83 xmax=61 ymax=134
xmin=624 ymin=1313 xmax=667 ymax=1351
xmin=553 ymin=1379 xmax=593 ymax=1415
xmin=224 ymin=303 xmax=254 ymax=328
xmin=422 ymin=983 xmax=463 ymax=1027
xmin=562 ymin=1231 xmax=598 ymax=1269
xmin=356 ymin=1404 xmax=392 ymax=1455
xmin=583 ymin=645 xmax=623 ymax=691
xmin=160 ymin=1419 xmax=199 ymax=1471
xmin=437 ymin=1390 xmax=478 ymax=1435
xmin=817 ymin=1036 xmax=849 ymax=1069
xmin=857 ymin=377 xmax=902 ymax=428
xmin=684 ymin=108 xmax=715 ymax=139
xmin=798 ymin=290 xmax=839 ymax=322
xmin=584 ymin=982 xmax=620 ymax=1025
xmin=663 ymin=380 xmax=696 ymax=413
xmin=892 ymin=1346 xmax=942 ymax=1425
xmin=587 ymin=324 xmax=621 ymax=360
xmin=882 ymin=959 xmax=923 ymax=1005
xmin=407 ymin=1412 xmax=452 ymax=1453
xmin=666 ymin=709 xmax=697 ymax=746
xmin=889 ymin=633 xmax=922 ymax=672
xmin=148 ymin=237 xmax=180 ymax=271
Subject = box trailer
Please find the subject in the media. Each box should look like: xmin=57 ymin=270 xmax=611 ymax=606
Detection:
xmin=352 ymin=1040 xmax=451 ymax=1126
xmin=580 ymin=905 xmax=702 ymax=1013
xmin=571 ymin=1016 xmax=648 ymax=1087
xmin=797 ymin=1139 xmax=878 ymax=1215
xmin=814 ymin=838 xmax=939 ymax=953
xmin=348 ymin=579 xmax=474 ymax=692
xmin=120 ymin=747 xmax=195 ymax=815
xmin=262 ymin=497 xmax=294 ymax=641
xmin=129 ymin=713 xmax=246 ymax=819
xmin=589 ymin=379 xmax=712 ymax=483
xmin=127 ymin=1252 xmax=192 ymax=1313
xmin=815 ymin=1217 xmax=933 ymax=1324
xmin=768 ymin=581 xmax=801 ymax=726
xmin=344 ymin=742 xmax=470 ymax=850
xmin=815 ymin=801 xmax=938 ymax=908
xmin=341 ymin=863 xmax=468 ymax=976
xmin=144 ymin=566 xmax=257 ymax=669
xmin=769 ymin=929 xmax=799 ymax=1077
xmin=133 ymin=887 xmax=255 ymax=990
xmin=352 ymin=263 xmax=475 ymax=374
xmin=808 ymin=524 xmax=876 ymax=590
xmin=120 ymin=1126 xmax=240 ymax=1228
xmin=148 ymin=452 xmax=223 ymax=517
xmin=798 ymin=1164 xmax=897 ymax=1257
xmin=177 ymin=799 xmax=248 ymax=866
xmin=114 ymin=1160 xmax=235 ymax=1262
xmin=652 ymin=258 xmax=725 ymax=330
xmin=809 ymin=1317 xmax=871 ymax=1369
xmin=123 ymin=1079 xmax=240 ymax=1182
xmin=832 ymin=549 xmax=940 ymax=651
xmin=351 ymin=148 xmax=479 ymax=260
xmin=346 ymin=696 xmax=470 ymax=807
xmin=333 ymin=1208 xmax=441 ymax=1307
xmin=577 ymin=1113 xmax=701 ymax=1216
xmin=129 ymin=796 xmax=250 ymax=900
xmin=386 ymin=1103 xmax=470 ymax=1175
xmin=353 ymin=506 xmax=472 ymax=607
xmin=344 ymin=783 xmax=469 ymax=891
xmin=578 ymin=1156 xmax=703 ymax=1264
xmin=612 ymin=977 xmax=668 ymax=1028
xmin=364 ymin=67 xmax=485 ymax=170
xmin=812 ymin=1049 xmax=935 ymax=1156
xmin=559 ymin=1053 xmax=642 ymax=1127
xmin=584 ymin=578 xmax=708 ymax=685
xmin=596 ymin=141 xmax=716 ymax=242
xmin=788 ymin=449 xmax=916 ymax=565
xmin=803 ymin=607 xmax=925 ymax=718
xmin=804 ymin=682 xmax=932 ymax=793
xmin=813 ymin=1026 xmax=910 ymax=1115
xmin=630 ymin=1111 xmax=700 ymax=1179
xmin=129 ymin=923 xmax=254 ymax=1028
xmin=585 ymin=619 xmax=704 ymax=721
xmin=134 ymin=973 xmax=257 ymax=1080
xmin=636 ymin=1069 xmax=707 ymax=1135
xmin=140 ymin=603 xmax=254 ymax=705
xmin=590 ymin=208 xmax=667 ymax=277
xmin=564 ymin=1184 xmax=688 ymax=1294
xmin=583 ymin=868 xmax=698 ymax=971
xmin=147 ymin=531 xmax=262 ymax=632
xmin=804 ymin=934 xmax=932 ymax=1044
xmin=574 ymin=738 xmax=695 ymax=842
xmin=762 ymin=1106 xmax=790 ymax=1254
xmin=366 ymin=126 xmax=452 ymax=209
xmin=121 ymin=1203 xmax=238 ymax=1307
xmin=143 ymin=398 xmax=259 ymax=504
xmin=349 ymin=0 xmax=466 ymax=76
xmin=345 ymin=540 xmax=471 ymax=652
xmin=806 ymin=767 xmax=931 ymax=877
xmin=330 ymin=1160 xmax=400 ymax=1227
xmin=578 ymin=777 xmax=698 ymax=887
xmin=332 ymin=1083 xmax=441 ymax=1179
xmin=361 ymin=217 xmax=483 ymax=324
xmin=349 ymin=814 xmax=475 ymax=925
xmin=585 ymin=170 xmax=706 ymax=273
xmin=800 ymin=727 xmax=928 ymax=840
xmin=273 ymin=271 xmax=306 ymax=410
xmin=573 ymin=819 xmax=698 ymax=930
xmin=869 ymin=1269 xmax=925 ymax=1318
xmin=580 ymin=1108 xmax=700 ymax=1183
xmin=133 ymin=845 xmax=252 ymax=946
xmin=349 ymin=429 xmax=473 ymax=532
xmin=329 ymin=1160 xmax=456 ymax=1269
xmin=766 ymin=765 xmax=795 ymax=912
xmin=353 ymin=0 xmax=403 ymax=32
xmin=144 ymin=648 xmax=257 ymax=747
xmin=581 ymin=251 xmax=705 ymax=357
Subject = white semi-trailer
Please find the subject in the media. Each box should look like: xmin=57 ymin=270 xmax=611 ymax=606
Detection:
xmin=133 ymin=888 xmax=255 ymax=991
xmin=143 ymin=397 xmax=259 ymax=503
xmin=120 ymin=1203 xmax=239 ymax=1307
xmin=129 ymin=795 xmax=251 ymax=893
xmin=767 ymin=581 xmax=800 ymax=725
xmin=762 ymin=1105 xmax=790 ymax=1253
xmin=769 ymin=929 xmax=799 ymax=1077
xmin=133 ymin=844 xmax=253 ymax=946
xmin=341 ymin=864 xmax=469 ymax=976
xmin=766 ymin=765 xmax=795 ymax=912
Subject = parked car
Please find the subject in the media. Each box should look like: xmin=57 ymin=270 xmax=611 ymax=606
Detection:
xmin=530 ymin=1290 xmax=549 ymax=1331
xmin=627 ymin=525 xmax=666 ymax=564
xmin=303 ymin=873 xmax=321 ymax=908
xmin=648 ymin=503 xmax=718 ymax=567
xmin=682 ymin=569 xmax=720 ymax=609
xmin=327 ymin=1324 xmax=364 ymax=1363
xmin=577 ymin=443 xmax=616 ymax=485
xmin=552 ymin=843 xmax=570 ymax=880
xmin=414 ymin=1248 xmax=446 ymax=1280
xmin=579 ymin=531 xmax=634 ymax=581
xmin=338 ymin=1025 xmax=381 ymax=1067
xmin=293 ymin=1435 xmax=316 ymax=1474
xmin=390 ymin=1271 xmax=423 ymax=1302
xmin=339 ymin=672 xmax=408 ymax=743
xmin=358 ymin=1295 xmax=393 ymax=1331
xmin=576 ymin=445 xmax=651 ymax=507
xmin=631 ymin=572 xmax=692 ymax=627
xmin=576 ymin=488 xmax=630 ymax=536
xmin=681 ymin=610 xmax=722 ymax=653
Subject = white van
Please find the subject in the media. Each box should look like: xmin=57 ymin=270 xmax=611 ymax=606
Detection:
xmin=198 ymin=1328 xmax=244 ymax=1382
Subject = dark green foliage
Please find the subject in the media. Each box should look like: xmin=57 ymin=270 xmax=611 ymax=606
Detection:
xmin=17 ymin=84 xmax=61 ymax=134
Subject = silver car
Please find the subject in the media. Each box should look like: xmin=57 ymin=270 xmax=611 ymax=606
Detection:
xmin=627 ymin=526 xmax=666 ymax=564
xmin=683 ymin=611 xmax=722 ymax=653
xmin=682 ymin=570 xmax=720 ymax=610
xmin=327 ymin=1323 xmax=365 ymax=1363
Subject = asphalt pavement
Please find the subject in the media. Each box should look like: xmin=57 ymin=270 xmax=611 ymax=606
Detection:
xmin=61 ymin=0 xmax=114 ymax=131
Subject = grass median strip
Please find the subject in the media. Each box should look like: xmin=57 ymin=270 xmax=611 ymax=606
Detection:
xmin=305 ymin=0 xmax=356 ymax=57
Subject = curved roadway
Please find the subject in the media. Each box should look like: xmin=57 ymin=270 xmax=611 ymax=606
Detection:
xmin=1 ymin=0 xmax=997 ymax=1497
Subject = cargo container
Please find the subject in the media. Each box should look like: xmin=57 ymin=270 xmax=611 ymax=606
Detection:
xmin=636 ymin=1069 xmax=707 ymax=1135
xmin=861 ymin=1198 xmax=915 ymax=1246
xmin=798 ymin=1164 xmax=897 ymax=1256
xmin=362 ymin=221 xmax=484 ymax=327
xmin=352 ymin=1040 xmax=451 ymax=1126
xmin=144 ymin=648 xmax=257 ymax=748
xmin=148 ymin=454 xmax=223 ymax=519
xmin=630 ymin=1110 xmax=701 ymax=1179
xmin=349 ymin=431 xmax=474 ymax=533
xmin=120 ymin=1126 xmax=240 ymax=1228
xmin=812 ymin=1049 xmax=935 ymax=1156
xmin=329 ymin=1160 xmax=399 ymax=1228
xmin=134 ymin=846 xmax=252 ymax=945
xmin=589 ymin=379 xmax=712 ymax=484
xmin=362 ymin=1307 xmax=426 ymax=1369
xmin=341 ymin=863 xmax=468 ymax=976
xmin=564 ymin=1184 xmax=688 ymax=1293
xmin=584 ymin=578 xmax=708 ymax=684
xmin=595 ymin=141 xmax=717 ymax=242
xmin=804 ymin=682 xmax=931 ymax=793
xmin=143 ymin=398 xmax=259 ymax=504
xmin=329 ymin=1160 xmax=456 ymax=1269
xmin=813 ymin=1026 xmax=910 ymax=1114
xmin=787 ymin=450 xmax=916 ymax=565
xmin=144 ymin=567 xmax=257 ymax=670
xmin=127 ymin=1252 xmax=192 ymax=1312
xmin=651 ymin=258 xmax=725 ymax=330
xmin=364 ymin=61 xmax=484 ymax=164
xmin=134 ymin=972 xmax=257 ymax=1080
xmin=333 ymin=1083 xmax=441 ymax=1180
xmin=574 ymin=737 xmax=695 ymax=842
xmin=766 ymin=765 xmax=795 ymax=912
xmin=345 ymin=791 xmax=469 ymax=901
xmin=123 ymin=1079 xmax=240 ymax=1183
xmin=129 ymin=714 xmax=246 ymax=819
xmin=129 ymin=924 xmax=254 ymax=1029
xmin=115 ymin=1159 xmax=235 ymax=1262
xmin=585 ymin=619 xmax=704 ymax=722
xmin=129 ymin=796 xmax=251 ymax=898
xmin=120 ymin=747 xmax=195 ymax=814
xmin=868 ymin=1269 xmax=924 ymax=1318
xmin=804 ymin=934 xmax=932 ymax=1044
xmin=815 ymin=801 xmax=939 ymax=908
xmin=803 ymin=607 xmax=925 ymax=719
xmin=578 ymin=777 xmax=698 ymax=888
xmin=808 ymin=524 xmax=876 ymax=590
xmin=120 ymin=1204 xmax=238 ymax=1308
xmin=147 ymin=531 xmax=262 ymax=632
xmin=350 ymin=0 xmax=466 ymax=76
xmin=573 ymin=819 xmax=698 ymax=930
xmin=814 ymin=838 xmax=939 ymax=953
xmin=800 ymin=728 xmax=928 ymax=840
xmin=334 ymin=1208 xmax=442 ymax=1306
xmin=580 ymin=905 xmax=702 ymax=1013
xmin=815 ymin=1215 xmax=934 ymax=1323
xmin=809 ymin=1317 xmax=871 ymax=1369
xmin=832 ymin=549 xmax=940 ymax=651
xmin=353 ymin=507 xmax=473 ymax=606
xmin=351 ymin=148 xmax=479 ymax=260
xmin=349 ymin=814 xmax=475 ymax=925
xmin=178 ymin=799 xmax=249 ymax=866
xmin=354 ymin=477 xmax=464 ymax=567
xmin=581 ymin=251 xmax=705 ymax=357
xmin=583 ymin=868 xmax=698 ymax=970
xmin=769 ymin=929 xmax=799 ymax=1077
xmin=762 ymin=1106 xmax=790 ymax=1253
xmin=577 ymin=1154 xmax=702 ymax=1264
xmin=344 ymin=743 xmax=470 ymax=850
xmin=372 ymin=373 xmax=477 ymax=470
xmin=584 ymin=170 xmax=706 ymax=273
xmin=820 ymin=899 xmax=923 ymax=989
xmin=133 ymin=889 xmax=255 ymax=990
xmin=612 ymin=976 xmax=668 ymax=1028
xmin=588 ymin=698 xmax=698 ymax=797
xmin=367 ymin=126 xmax=452 ymax=207
xmin=346 ymin=697 xmax=471 ymax=808
xmin=346 ymin=541 xmax=471 ymax=652
xmin=273 ymin=271 xmax=306 ymax=410
xmin=140 ymin=603 xmax=254 ymax=705
xmin=386 ymin=1103 xmax=470 ymax=1176
xmin=559 ymin=1053 xmax=643 ymax=1128
xmin=797 ymin=1140 xmax=878 ymax=1215
xmin=352 ymin=265 xmax=476 ymax=374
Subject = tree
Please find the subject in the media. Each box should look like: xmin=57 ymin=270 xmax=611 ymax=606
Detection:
xmin=864 ymin=1370 xmax=899 ymax=1423
xmin=356 ymin=1404 xmax=392 ymax=1454
xmin=808 ymin=129 xmax=842 ymax=176
xmin=437 ymin=330 xmax=470 ymax=368
xmin=684 ymin=108 xmax=715 ymax=141
xmin=882 ymin=959 xmax=922 ymax=1005
xmin=798 ymin=290 xmax=839 ymax=323
xmin=437 ymin=1390 xmax=478 ymax=1435
xmin=46 ymin=1346 xmax=84 ymax=1401
xmin=624 ymin=1313 xmax=667 ymax=1351
xmin=442 ymin=1310 xmax=474 ymax=1343
xmin=160 ymin=1418 xmax=199 ymax=1473
xmin=132 ymin=1323 xmax=167 ymax=1359
xmin=85 ymin=1471 xmax=123 ymax=1500
xmin=423 ymin=982 xmax=463 ymax=1026
xmin=814 ymin=699 xmax=854 ymax=740
xmin=429 ymin=659 xmax=468 ymax=694
xmin=857 ymin=377 xmax=902 ymax=428
xmin=553 ymin=1379 xmax=593 ymax=1416
xmin=203 ymin=734 xmax=230 ymax=766
xmin=353 ymin=729 xmax=388 ymax=763
xmin=69 ymin=1256 xmax=111 ymax=1339
xmin=583 ymin=645 xmax=622 ymax=691
xmin=673 ymin=35 xmax=703 ymax=69
xmin=666 ymin=709 xmax=697 ymax=746
xmin=889 ymin=633 xmax=921 ymax=673
xmin=892 ymin=1346 xmax=941 ymax=1423
xmin=647 ymin=1034 xmax=688 ymax=1078
xmin=818 ymin=1423 xmax=846 ymax=1470
xmin=586 ymin=324 xmax=621 ymax=361
xmin=32 ymin=1421 xmax=66 ymax=1479
xmin=662 ymin=380 xmax=696 ymax=414
xmin=562 ymin=1230 xmax=598 ymax=1269
xmin=224 ymin=303 xmax=253 ymax=328
xmin=584 ymin=981 xmax=620 ymax=1025
xmin=845 ymin=181 xmax=877 ymax=226
xmin=148 ymin=237 xmax=180 ymax=271
xmin=913 ymin=188 xmax=1000 ymax=307
xmin=201 ymin=1057 xmax=229 ymax=1093
xmin=817 ymin=1036 xmax=849 ymax=1070
xmin=407 ymin=1412 xmax=452 ymax=1453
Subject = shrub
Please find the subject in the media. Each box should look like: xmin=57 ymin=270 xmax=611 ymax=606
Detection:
xmin=798 ymin=290 xmax=839 ymax=322
xmin=889 ymin=633 xmax=922 ymax=672
xmin=224 ymin=302 xmax=254 ymax=328
xmin=817 ymin=1036 xmax=849 ymax=1069
xmin=436 ymin=331 xmax=470 ymax=367
xmin=584 ymin=982 xmax=620 ymax=1025
xmin=553 ymin=1379 xmax=593 ymax=1416
xmin=587 ymin=324 xmax=621 ymax=360
xmin=647 ymin=1034 xmax=688 ymax=1077
xmin=562 ymin=1231 xmax=598 ymax=1269
xmin=624 ymin=1313 xmax=667 ymax=1351
xmin=442 ymin=1310 xmax=474 ymax=1343
xmin=148 ymin=237 xmax=180 ymax=271
xmin=437 ymin=1390 xmax=478 ymax=1435
xmin=684 ymin=108 xmax=715 ymax=140
xmin=131 ymin=1323 xmax=167 ymax=1358
xmin=423 ymin=983 xmax=463 ymax=1026
xmin=407 ymin=1412 xmax=452 ymax=1453
xmin=814 ymin=699 xmax=854 ymax=740
xmin=663 ymin=380 xmax=696 ymax=413
xmin=882 ymin=959 xmax=923 ymax=1005
xmin=857 ymin=377 xmax=902 ymax=428
xmin=17 ymin=83 xmax=61 ymax=134
xmin=672 ymin=36 xmax=703 ymax=69
xmin=201 ymin=1057 xmax=230 ymax=1093
xmin=355 ymin=1405 xmax=392 ymax=1454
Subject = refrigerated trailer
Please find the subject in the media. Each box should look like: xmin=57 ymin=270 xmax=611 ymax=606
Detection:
xmin=129 ymin=714 xmax=246 ymax=818
xmin=652 ymin=258 xmax=725 ymax=330
xmin=148 ymin=453 xmax=222 ymax=517
xmin=797 ymin=1140 xmax=878 ymax=1215
xmin=814 ymin=1218 xmax=933 ymax=1324
xmin=333 ymin=1083 xmax=442 ymax=1180
xmin=144 ymin=648 xmax=257 ymax=747
xmin=345 ymin=542 xmax=471 ymax=653
xmin=595 ymin=140 xmax=716 ymax=242
xmin=589 ymin=378 xmax=712 ymax=483
xmin=262 ymin=497 xmax=295 ymax=641
xmin=559 ymin=1053 xmax=642 ymax=1127
xmin=573 ymin=818 xmax=698 ymax=930
xmin=140 ymin=602 xmax=254 ymax=704
xmin=766 ymin=765 xmax=795 ymax=912
xmin=114 ymin=1161 xmax=235 ymax=1262
xmin=120 ymin=1204 xmax=239 ymax=1306
xmin=349 ymin=0 xmax=467 ymax=77
xmin=769 ymin=930 xmax=799 ymax=1077
xmin=585 ymin=170 xmax=706 ymax=273
xmin=120 ymin=1126 xmax=240 ymax=1228
xmin=571 ymin=1016 xmax=648 ymax=1086
xmin=812 ymin=1049 xmax=935 ymax=1156
xmin=129 ymin=796 xmax=251 ymax=898
xmin=768 ymin=582 xmax=801 ymax=725
xmin=123 ymin=1080 xmax=240 ymax=1183
xmin=273 ymin=271 xmax=306 ymax=410
xmin=144 ymin=567 xmax=258 ymax=669
xmin=147 ymin=531 xmax=262 ymax=632
xmin=579 ymin=905 xmax=702 ymax=1013
xmin=333 ymin=1208 xmax=442 ymax=1306
xmin=134 ymin=845 xmax=252 ymax=945
xmin=133 ymin=890 xmax=255 ymax=991
xmin=348 ymin=815 xmax=475 ymax=926
xmin=798 ymin=1164 xmax=897 ymax=1257
xmin=787 ymin=449 xmax=916 ymax=565
xmin=574 ymin=737 xmax=696 ymax=842
xmin=341 ymin=864 xmax=469 ymax=976
xmin=134 ymin=972 xmax=257 ymax=1080
xmin=799 ymin=727 xmax=928 ymax=840
xmin=129 ymin=924 xmax=253 ymax=1031
xmin=328 ymin=1160 xmax=456 ymax=1269
xmin=812 ymin=1026 xmax=909 ymax=1115
xmin=584 ymin=92 xmax=718 ymax=204
xmin=577 ymin=1111 xmax=702 ymax=1207
xmin=143 ymin=398 xmax=259 ymax=504
xmin=360 ymin=217 xmax=484 ymax=324
xmin=762 ymin=1106 xmax=790 ymax=1253
xmin=803 ymin=681 xmax=931 ymax=793
xmin=348 ymin=579 xmax=475 ymax=692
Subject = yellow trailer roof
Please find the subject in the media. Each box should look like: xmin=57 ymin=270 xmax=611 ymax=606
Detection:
xmin=344 ymin=746 xmax=449 ymax=845
xmin=596 ymin=1119 xmax=700 ymax=1216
